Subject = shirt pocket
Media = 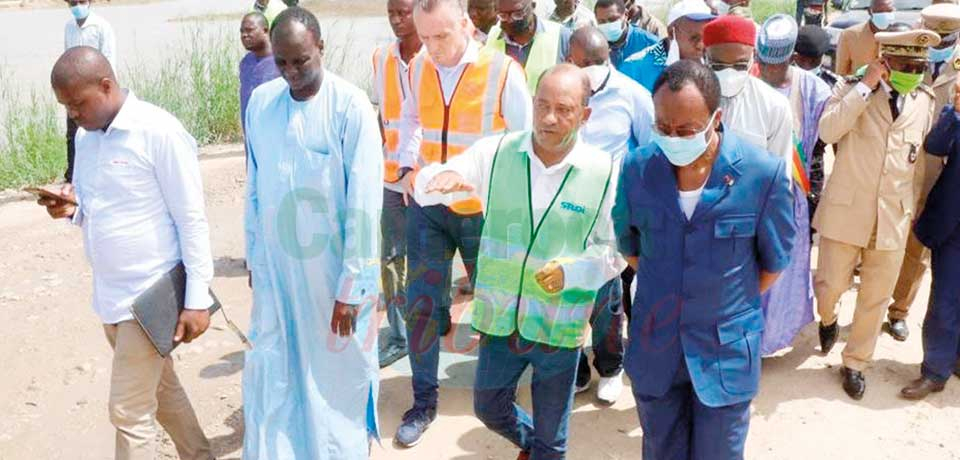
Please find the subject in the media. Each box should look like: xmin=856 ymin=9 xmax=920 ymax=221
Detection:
xmin=710 ymin=214 xmax=757 ymax=272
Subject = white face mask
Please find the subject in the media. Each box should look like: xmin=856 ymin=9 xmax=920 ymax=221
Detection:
xmin=714 ymin=0 xmax=730 ymax=15
xmin=666 ymin=39 xmax=681 ymax=65
xmin=716 ymin=67 xmax=750 ymax=97
xmin=583 ymin=64 xmax=610 ymax=93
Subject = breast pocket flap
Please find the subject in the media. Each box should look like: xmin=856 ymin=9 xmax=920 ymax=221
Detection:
xmin=714 ymin=215 xmax=757 ymax=239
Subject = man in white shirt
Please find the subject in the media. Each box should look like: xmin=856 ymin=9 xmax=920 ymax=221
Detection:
xmin=416 ymin=63 xmax=620 ymax=460
xmin=40 ymin=47 xmax=214 ymax=460
xmin=63 ymin=0 xmax=117 ymax=182
xmin=393 ymin=0 xmax=531 ymax=447
xmin=703 ymin=15 xmax=794 ymax=160
xmin=566 ymin=25 xmax=653 ymax=404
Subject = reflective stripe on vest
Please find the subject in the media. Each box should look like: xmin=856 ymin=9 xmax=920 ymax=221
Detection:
xmin=373 ymin=44 xmax=407 ymax=183
xmin=410 ymin=47 xmax=510 ymax=168
xmin=486 ymin=19 xmax=562 ymax=95
xmin=471 ymin=132 xmax=613 ymax=348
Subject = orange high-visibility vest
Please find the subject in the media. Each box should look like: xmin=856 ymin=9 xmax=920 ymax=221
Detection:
xmin=410 ymin=47 xmax=510 ymax=168
xmin=373 ymin=43 xmax=415 ymax=184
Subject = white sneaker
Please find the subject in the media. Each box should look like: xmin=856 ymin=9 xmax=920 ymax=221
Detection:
xmin=596 ymin=371 xmax=623 ymax=404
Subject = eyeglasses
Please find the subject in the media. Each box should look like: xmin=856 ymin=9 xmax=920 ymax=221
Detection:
xmin=705 ymin=59 xmax=752 ymax=72
xmin=497 ymin=5 xmax=531 ymax=21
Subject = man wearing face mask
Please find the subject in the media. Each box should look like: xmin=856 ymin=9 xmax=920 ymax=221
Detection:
xmin=615 ymin=60 xmax=795 ymax=460
xmin=395 ymin=0 xmax=532 ymax=447
xmin=886 ymin=4 xmax=960 ymax=343
xmin=704 ymin=16 xmax=795 ymax=162
xmin=621 ymin=0 xmax=715 ymax=92
xmin=835 ymin=0 xmax=894 ymax=76
xmin=63 ymin=0 xmax=116 ymax=183
xmin=594 ymin=0 xmax=658 ymax=69
xmin=755 ymin=14 xmax=832 ymax=355
xmin=566 ymin=26 xmax=654 ymax=404
xmin=486 ymin=0 xmax=572 ymax=94
xmin=815 ymin=28 xmax=939 ymax=401
xmin=416 ymin=64 xmax=620 ymax=460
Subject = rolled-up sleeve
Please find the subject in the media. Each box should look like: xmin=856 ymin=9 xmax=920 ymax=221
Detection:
xmin=154 ymin=126 xmax=214 ymax=310
xmin=756 ymin=159 xmax=796 ymax=273
xmin=336 ymin=96 xmax=384 ymax=306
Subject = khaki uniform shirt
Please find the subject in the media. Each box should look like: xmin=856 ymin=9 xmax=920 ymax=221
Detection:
xmin=914 ymin=49 xmax=959 ymax=203
xmin=814 ymin=80 xmax=937 ymax=250
xmin=835 ymin=22 xmax=880 ymax=76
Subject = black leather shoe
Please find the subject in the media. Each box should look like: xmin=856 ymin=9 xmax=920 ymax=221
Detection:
xmin=841 ymin=366 xmax=865 ymax=400
xmin=900 ymin=377 xmax=946 ymax=400
xmin=885 ymin=319 xmax=909 ymax=342
xmin=819 ymin=321 xmax=839 ymax=353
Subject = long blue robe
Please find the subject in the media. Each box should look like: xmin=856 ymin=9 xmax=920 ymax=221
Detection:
xmin=243 ymin=71 xmax=383 ymax=459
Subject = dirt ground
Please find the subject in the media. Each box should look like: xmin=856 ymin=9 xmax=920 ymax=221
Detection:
xmin=1 ymin=147 xmax=959 ymax=460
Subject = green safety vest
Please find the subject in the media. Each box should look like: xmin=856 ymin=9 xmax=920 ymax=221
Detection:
xmin=485 ymin=19 xmax=562 ymax=95
xmin=471 ymin=132 xmax=612 ymax=348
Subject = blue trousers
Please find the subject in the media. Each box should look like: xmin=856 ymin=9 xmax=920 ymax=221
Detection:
xmin=577 ymin=277 xmax=625 ymax=384
xmin=404 ymin=200 xmax=483 ymax=411
xmin=633 ymin=359 xmax=751 ymax=460
xmin=921 ymin=246 xmax=960 ymax=383
xmin=381 ymin=189 xmax=407 ymax=347
xmin=474 ymin=334 xmax=580 ymax=460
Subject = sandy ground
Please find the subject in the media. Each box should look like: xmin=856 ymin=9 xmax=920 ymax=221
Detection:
xmin=0 ymin=146 xmax=959 ymax=460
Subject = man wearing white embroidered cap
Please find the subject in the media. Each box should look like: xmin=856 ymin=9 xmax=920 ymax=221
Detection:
xmin=620 ymin=0 xmax=715 ymax=92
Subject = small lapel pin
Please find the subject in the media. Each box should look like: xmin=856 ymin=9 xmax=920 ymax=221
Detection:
xmin=723 ymin=174 xmax=735 ymax=187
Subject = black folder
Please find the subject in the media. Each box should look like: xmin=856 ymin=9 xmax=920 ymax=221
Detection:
xmin=129 ymin=263 xmax=223 ymax=357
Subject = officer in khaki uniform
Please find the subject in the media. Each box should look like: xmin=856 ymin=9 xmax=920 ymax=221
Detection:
xmin=834 ymin=0 xmax=894 ymax=75
xmin=815 ymin=27 xmax=940 ymax=400
xmin=886 ymin=3 xmax=960 ymax=341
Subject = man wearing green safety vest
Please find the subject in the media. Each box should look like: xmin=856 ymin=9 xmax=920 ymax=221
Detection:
xmin=486 ymin=0 xmax=572 ymax=94
xmin=414 ymin=64 xmax=620 ymax=460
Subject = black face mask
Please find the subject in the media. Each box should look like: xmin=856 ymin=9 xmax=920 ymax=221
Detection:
xmin=505 ymin=16 xmax=531 ymax=36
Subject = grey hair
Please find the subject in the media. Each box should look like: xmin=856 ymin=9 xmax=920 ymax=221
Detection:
xmin=415 ymin=0 xmax=466 ymax=13
xmin=536 ymin=63 xmax=593 ymax=107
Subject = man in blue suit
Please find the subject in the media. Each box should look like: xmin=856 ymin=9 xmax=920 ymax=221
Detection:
xmin=613 ymin=60 xmax=796 ymax=459
xmin=900 ymin=84 xmax=960 ymax=400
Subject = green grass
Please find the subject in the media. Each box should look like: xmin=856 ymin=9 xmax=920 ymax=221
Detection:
xmin=127 ymin=28 xmax=243 ymax=145
xmin=0 ymin=80 xmax=65 ymax=189
xmin=750 ymin=0 xmax=797 ymax=24
xmin=0 ymin=29 xmax=242 ymax=190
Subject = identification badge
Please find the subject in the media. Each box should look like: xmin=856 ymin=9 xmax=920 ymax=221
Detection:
xmin=909 ymin=144 xmax=918 ymax=164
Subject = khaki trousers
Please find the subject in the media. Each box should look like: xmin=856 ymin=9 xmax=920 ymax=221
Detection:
xmin=814 ymin=237 xmax=906 ymax=371
xmin=103 ymin=321 xmax=213 ymax=460
xmin=888 ymin=230 xmax=931 ymax=320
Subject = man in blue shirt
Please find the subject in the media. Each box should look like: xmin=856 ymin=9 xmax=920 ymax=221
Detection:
xmin=614 ymin=60 xmax=795 ymax=459
xmin=620 ymin=0 xmax=714 ymax=92
xmin=594 ymin=0 xmax=658 ymax=69
xmin=566 ymin=26 xmax=654 ymax=404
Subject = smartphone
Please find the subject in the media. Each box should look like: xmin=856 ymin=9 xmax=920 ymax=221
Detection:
xmin=23 ymin=186 xmax=78 ymax=205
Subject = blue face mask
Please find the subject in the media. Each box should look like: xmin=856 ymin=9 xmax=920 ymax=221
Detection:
xmin=870 ymin=11 xmax=894 ymax=30
xmin=70 ymin=3 xmax=90 ymax=20
xmin=652 ymin=112 xmax=718 ymax=167
xmin=598 ymin=20 xmax=625 ymax=42
xmin=929 ymin=45 xmax=954 ymax=63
